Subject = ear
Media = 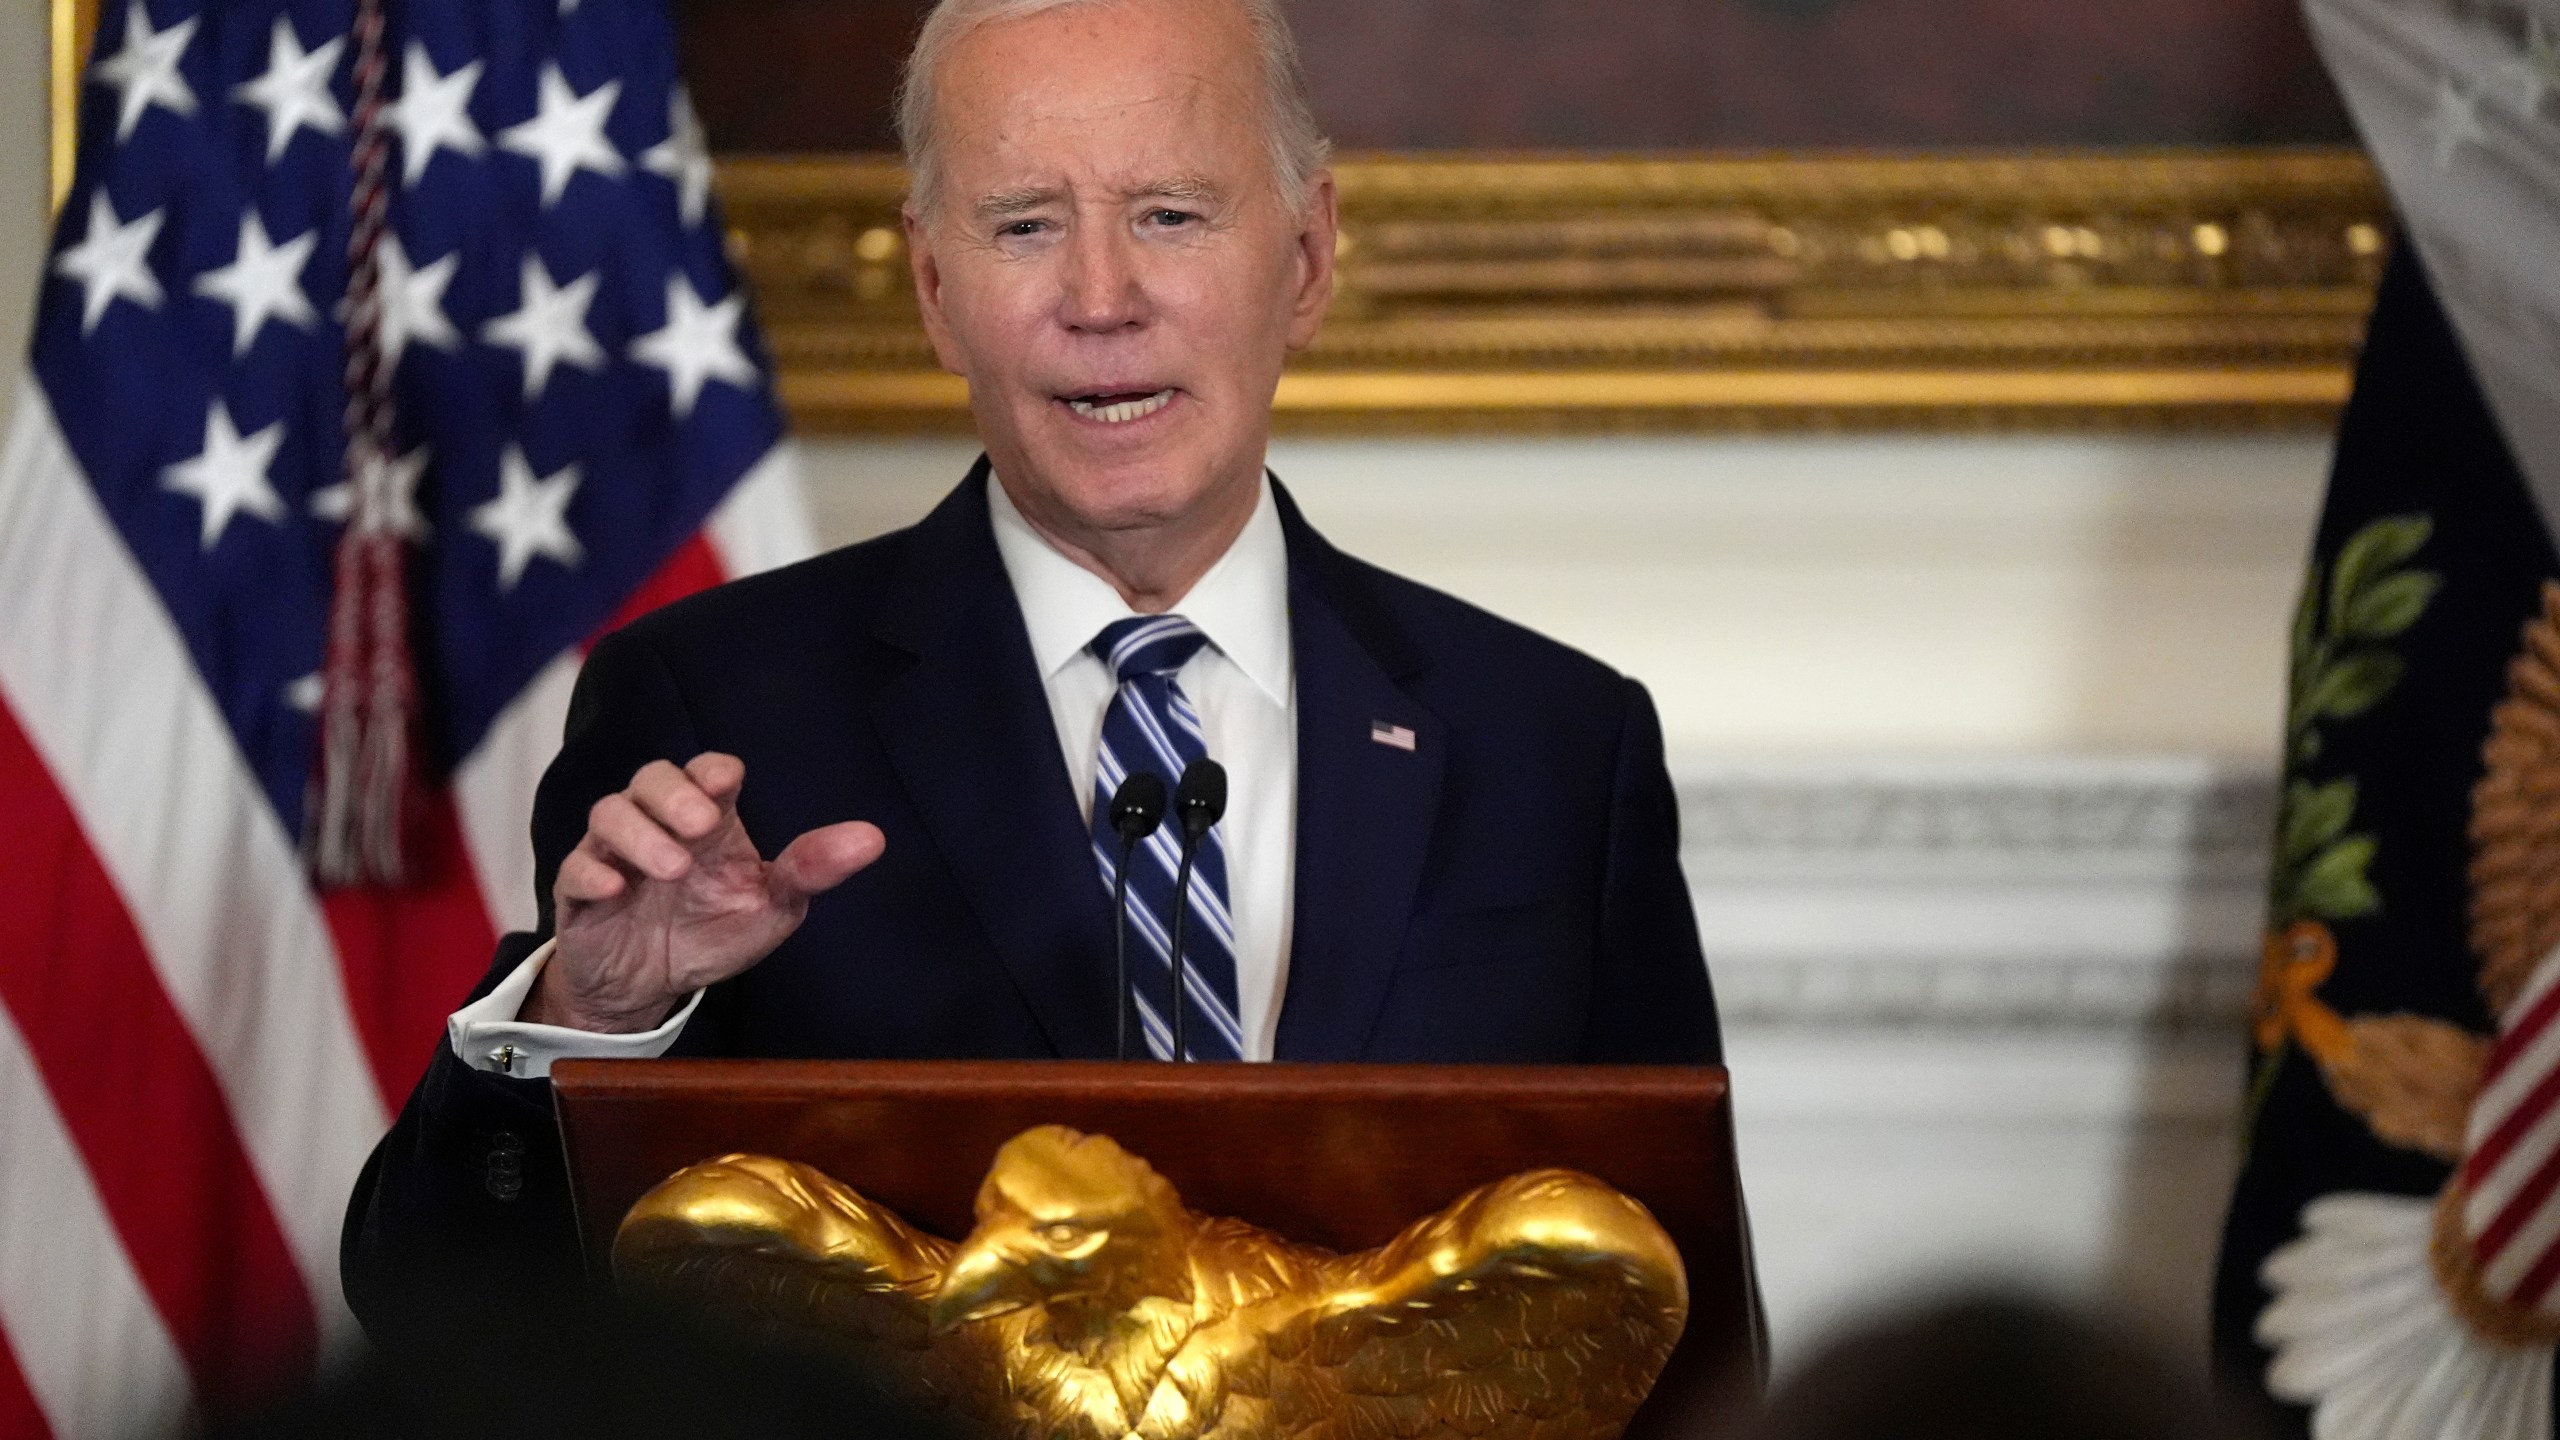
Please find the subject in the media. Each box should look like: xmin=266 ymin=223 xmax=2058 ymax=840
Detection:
xmin=904 ymin=205 xmax=969 ymax=376
xmin=1283 ymin=170 xmax=1338 ymax=354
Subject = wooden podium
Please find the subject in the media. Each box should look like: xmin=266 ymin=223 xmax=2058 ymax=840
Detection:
xmin=552 ymin=1060 xmax=1760 ymax=1437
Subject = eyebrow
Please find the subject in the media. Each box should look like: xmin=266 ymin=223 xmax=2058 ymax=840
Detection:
xmin=969 ymin=175 xmax=1229 ymax=219
xmin=975 ymin=186 xmax=1058 ymax=218
xmin=1131 ymin=175 xmax=1224 ymax=204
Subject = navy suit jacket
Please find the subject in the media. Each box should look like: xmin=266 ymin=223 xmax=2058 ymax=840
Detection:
xmin=341 ymin=465 xmax=1718 ymax=1334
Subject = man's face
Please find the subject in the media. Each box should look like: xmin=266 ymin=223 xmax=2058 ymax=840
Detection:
xmin=904 ymin=0 xmax=1336 ymax=548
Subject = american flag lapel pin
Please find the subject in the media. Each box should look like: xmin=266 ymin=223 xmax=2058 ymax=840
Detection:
xmin=1370 ymin=720 xmax=1418 ymax=752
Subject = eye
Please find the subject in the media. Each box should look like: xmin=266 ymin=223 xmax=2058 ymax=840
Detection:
xmin=998 ymin=219 xmax=1047 ymax=238
xmin=1148 ymin=209 xmax=1197 ymax=228
xmin=1037 ymin=1222 xmax=1086 ymax=1246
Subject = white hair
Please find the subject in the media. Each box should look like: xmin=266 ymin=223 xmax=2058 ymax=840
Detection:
xmin=895 ymin=0 xmax=1332 ymax=220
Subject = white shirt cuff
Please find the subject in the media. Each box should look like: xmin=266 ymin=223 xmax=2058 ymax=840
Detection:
xmin=445 ymin=938 xmax=702 ymax=1080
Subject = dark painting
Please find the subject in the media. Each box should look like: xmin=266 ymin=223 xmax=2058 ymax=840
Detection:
xmin=675 ymin=0 xmax=2353 ymax=154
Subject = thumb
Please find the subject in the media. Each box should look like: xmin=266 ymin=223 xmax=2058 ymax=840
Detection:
xmin=769 ymin=820 xmax=887 ymax=902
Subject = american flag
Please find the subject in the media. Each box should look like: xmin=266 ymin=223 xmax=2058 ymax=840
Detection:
xmin=2459 ymin=952 xmax=2560 ymax=1315
xmin=2232 ymin=2 xmax=2560 ymax=1433
xmin=2313 ymin=0 xmax=2560 ymax=1329
xmin=0 ymin=0 xmax=810 ymax=1434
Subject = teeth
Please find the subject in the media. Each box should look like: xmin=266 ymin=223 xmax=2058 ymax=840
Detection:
xmin=1067 ymin=390 xmax=1174 ymax=424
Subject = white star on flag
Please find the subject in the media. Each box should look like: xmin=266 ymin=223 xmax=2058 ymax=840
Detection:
xmin=471 ymin=447 xmax=585 ymax=590
xmin=641 ymin=89 xmax=714 ymax=227
xmin=481 ymin=254 xmax=605 ymax=400
xmin=375 ymin=233 xmax=461 ymax=369
xmin=161 ymin=400 xmax=288 ymax=550
xmin=0 ymin=0 xmax=819 ymax=1422
xmin=2424 ymin=75 xmax=2490 ymax=169
xmin=632 ymin=273 xmax=757 ymax=417
xmin=192 ymin=212 xmax=317 ymax=356
xmin=311 ymin=445 xmax=432 ymax=541
xmin=497 ymin=64 xmax=625 ymax=207
xmin=230 ymin=16 xmax=345 ymax=164
xmin=53 ymin=191 xmax=165 ymax=334
xmin=388 ymin=43 xmax=485 ymax=186
xmin=91 ymin=0 xmax=198 ymax=141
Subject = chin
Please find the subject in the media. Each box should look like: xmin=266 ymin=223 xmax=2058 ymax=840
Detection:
xmin=1019 ymin=426 xmax=1232 ymax=529
xmin=1038 ymin=463 xmax=1214 ymax=534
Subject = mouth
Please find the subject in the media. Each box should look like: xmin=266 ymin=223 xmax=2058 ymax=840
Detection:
xmin=1058 ymin=388 xmax=1178 ymax=425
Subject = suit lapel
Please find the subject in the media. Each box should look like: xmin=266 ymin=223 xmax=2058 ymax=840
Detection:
xmin=1271 ymin=487 xmax=1447 ymax=1060
xmin=867 ymin=464 xmax=1120 ymax=1058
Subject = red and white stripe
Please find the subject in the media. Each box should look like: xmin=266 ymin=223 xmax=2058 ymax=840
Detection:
xmin=0 ymin=380 xmax=811 ymax=1439
xmin=2461 ymin=942 xmax=2560 ymax=1313
xmin=454 ymin=445 xmax=810 ymax=937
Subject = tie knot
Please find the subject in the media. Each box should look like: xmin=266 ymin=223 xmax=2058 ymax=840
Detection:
xmin=1091 ymin=614 xmax=1209 ymax=681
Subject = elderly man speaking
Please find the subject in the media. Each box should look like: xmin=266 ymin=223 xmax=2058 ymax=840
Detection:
xmin=342 ymin=0 xmax=1718 ymax=1326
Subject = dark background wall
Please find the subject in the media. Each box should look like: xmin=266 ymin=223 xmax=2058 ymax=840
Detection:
xmin=675 ymin=0 xmax=2354 ymax=154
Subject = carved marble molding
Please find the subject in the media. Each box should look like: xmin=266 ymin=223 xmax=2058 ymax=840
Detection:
xmin=1705 ymin=953 xmax=2258 ymax=1032
xmin=1679 ymin=760 xmax=2279 ymax=879
xmin=1678 ymin=760 xmax=2276 ymax=1034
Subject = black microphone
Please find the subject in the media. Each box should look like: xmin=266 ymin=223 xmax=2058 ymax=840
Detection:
xmin=1105 ymin=770 xmax=1167 ymax=1061
xmin=1165 ymin=759 xmax=1228 ymax=1062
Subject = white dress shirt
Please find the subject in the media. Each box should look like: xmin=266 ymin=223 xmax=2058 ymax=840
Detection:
xmin=448 ymin=472 xmax=1298 ymax=1075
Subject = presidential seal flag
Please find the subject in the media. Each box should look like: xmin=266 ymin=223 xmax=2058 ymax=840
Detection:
xmin=0 ymin=0 xmax=810 ymax=1434
xmin=2214 ymin=1 xmax=2560 ymax=1435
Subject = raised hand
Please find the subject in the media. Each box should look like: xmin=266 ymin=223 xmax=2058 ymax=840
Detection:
xmin=525 ymin=752 xmax=886 ymax=1033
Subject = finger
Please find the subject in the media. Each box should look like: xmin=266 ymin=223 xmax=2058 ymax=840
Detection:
xmin=684 ymin=751 xmax=746 ymax=810
xmin=554 ymin=846 xmax=629 ymax=904
xmin=626 ymin=759 xmax=725 ymax=843
xmin=770 ymin=821 xmax=887 ymax=901
xmin=587 ymin=792 xmax=695 ymax=881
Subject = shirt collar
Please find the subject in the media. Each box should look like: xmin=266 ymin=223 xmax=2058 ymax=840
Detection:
xmin=986 ymin=469 xmax=1293 ymax=705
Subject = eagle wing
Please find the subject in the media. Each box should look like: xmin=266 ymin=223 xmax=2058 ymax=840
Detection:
xmin=2471 ymin=579 xmax=2560 ymax=1014
xmin=1265 ymin=1169 xmax=1688 ymax=1440
xmin=612 ymin=1153 xmax=1002 ymax=1429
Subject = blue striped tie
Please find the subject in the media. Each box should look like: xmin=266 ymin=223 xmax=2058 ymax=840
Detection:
xmin=1088 ymin=615 xmax=1244 ymax=1060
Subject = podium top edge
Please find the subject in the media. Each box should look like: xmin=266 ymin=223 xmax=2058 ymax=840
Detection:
xmin=550 ymin=1058 xmax=1730 ymax=1105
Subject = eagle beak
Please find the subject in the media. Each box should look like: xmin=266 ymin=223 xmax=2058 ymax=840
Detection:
xmin=930 ymin=1239 xmax=1037 ymax=1331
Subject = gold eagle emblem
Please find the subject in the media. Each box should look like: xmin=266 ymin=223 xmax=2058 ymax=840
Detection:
xmin=613 ymin=1124 xmax=1689 ymax=1440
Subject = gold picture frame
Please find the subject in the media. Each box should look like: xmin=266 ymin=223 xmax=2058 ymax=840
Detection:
xmin=50 ymin=0 xmax=94 ymax=216
xmin=727 ymin=149 xmax=2384 ymax=433
xmin=49 ymin=0 xmax=2386 ymax=432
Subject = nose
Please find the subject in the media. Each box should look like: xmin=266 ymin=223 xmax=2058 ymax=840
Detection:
xmin=1057 ymin=223 xmax=1147 ymax=335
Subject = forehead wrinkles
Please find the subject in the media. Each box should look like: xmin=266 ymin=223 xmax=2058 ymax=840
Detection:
xmin=935 ymin=6 xmax=1267 ymax=176
xmin=951 ymin=77 xmax=1258 ymax=222
xmin=975 ymin=70 xmax=1234 ymax=168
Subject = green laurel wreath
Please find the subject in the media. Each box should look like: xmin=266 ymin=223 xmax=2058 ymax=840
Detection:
xmin=2270 ymin=515 xmax=2441 ymax=927
xmin=2242 ymin=514 xmax=2439 ymax=1143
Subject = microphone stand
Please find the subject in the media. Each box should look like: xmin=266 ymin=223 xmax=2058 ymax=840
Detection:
xmin=1105 ymin=771 xmax=1167 ymax=1062
xmin=1167 ymin=839 xmax=1199 ymax=1062
xmin=1167 ymin=759 xmax=1228 ymax=1062
xmin=1111 ymin=832 xmax=1142 ymax=1061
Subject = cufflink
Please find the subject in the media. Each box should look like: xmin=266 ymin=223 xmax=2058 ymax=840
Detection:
xmin=488 ymin=1044 xmax=520 ymax=1074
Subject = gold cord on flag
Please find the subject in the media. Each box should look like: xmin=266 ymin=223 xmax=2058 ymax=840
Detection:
xmin=309 ymin=0 xmax=418 ymax=886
